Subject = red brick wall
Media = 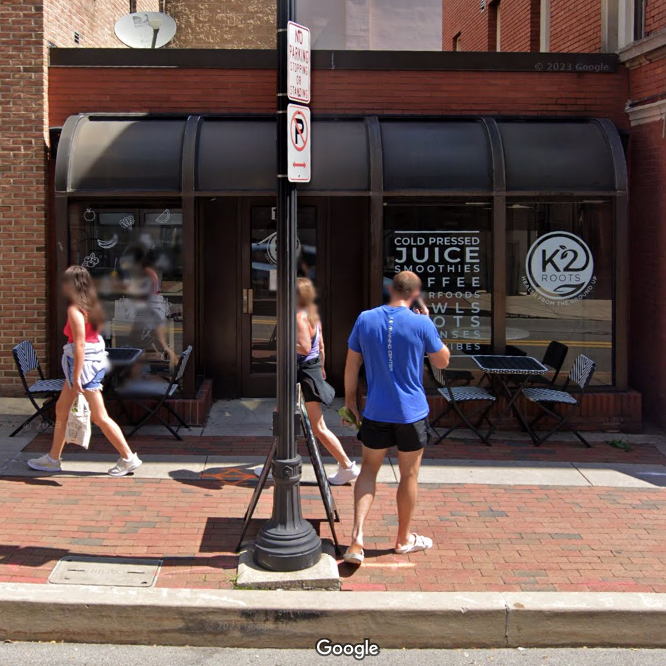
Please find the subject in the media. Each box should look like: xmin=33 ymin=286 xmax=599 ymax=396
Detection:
xmin=646 ymin=0 xmax=666 ymax=34
xmin=628 ymin=118 xmax=666 ymax=421
xmin=549 ymin=0 xmax=602 ymax=52
xmin=629 ymin=58 xmax=666 ymax=99
xmin=48 ymin=67 xmax=629 ymax=126
xmin=45 ymin=0 xmax=158 ymax=48
xmin=500 ymin=0 xmax=540 ymax=52
xmin=443 ymin=0 xmax=601 ymax=53
xmin=442 ymin=0 xmax=487 ymax=51
xmin=0 ymin=1 xmax=48 ymax=394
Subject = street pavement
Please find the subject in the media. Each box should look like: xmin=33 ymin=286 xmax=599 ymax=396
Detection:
xmin=1 ymin=645 xmax=666 ymax=666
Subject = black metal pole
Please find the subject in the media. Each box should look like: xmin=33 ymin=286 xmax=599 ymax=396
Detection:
xmin=253 ymin=0 xmax=322 ymax=572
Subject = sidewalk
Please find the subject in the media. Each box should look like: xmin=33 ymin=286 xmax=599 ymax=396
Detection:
xmin=2 ymin=406 xmax=666 ymax=593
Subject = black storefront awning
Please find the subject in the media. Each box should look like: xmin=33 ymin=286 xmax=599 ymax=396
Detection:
xmin=55 ymin=114 xmax=625 ymax=196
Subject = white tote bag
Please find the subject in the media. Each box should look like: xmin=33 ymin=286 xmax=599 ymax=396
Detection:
xmin=65 ymin=394 xmax=91 ymax=449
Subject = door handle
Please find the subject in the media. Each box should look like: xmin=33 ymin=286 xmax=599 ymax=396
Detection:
xmin=242 ymin=288 xmax=254 ymax=314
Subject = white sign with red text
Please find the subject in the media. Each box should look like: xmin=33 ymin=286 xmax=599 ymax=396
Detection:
xmin=287 ymin=104 xmax=311 ymax=183
xmin=287 ymin=21 xmax=311 ymax=104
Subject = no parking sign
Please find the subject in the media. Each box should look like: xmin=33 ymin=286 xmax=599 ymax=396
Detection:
xmin=287 ymin=104 xmax=311 ymax=183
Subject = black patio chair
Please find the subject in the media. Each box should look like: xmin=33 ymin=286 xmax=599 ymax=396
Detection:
xmin=507 ymin=340 xmax=569 ymax=390
xmin=10 ymin=340 xmax=64 ymax=437
xmin=426 ymin=356 xmax=474 ymax=387
xmin=522 ymin=354 xmax=596 ymax=448
xmin=428 ymin=358 xmax=497 ymax=446
xmin=118 ymin=346 xmax=193 ymax=441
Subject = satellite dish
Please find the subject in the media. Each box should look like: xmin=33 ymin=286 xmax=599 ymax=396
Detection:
xmin=114 ymin=12 xmax=177 ymax=49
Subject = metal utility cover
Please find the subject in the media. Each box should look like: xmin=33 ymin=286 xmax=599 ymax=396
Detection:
xmin=49 ymin=556 xmax=162 ymax=587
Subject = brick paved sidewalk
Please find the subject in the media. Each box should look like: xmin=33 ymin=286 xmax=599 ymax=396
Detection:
xmin=2 ymin=473 xmax=666 ymax=593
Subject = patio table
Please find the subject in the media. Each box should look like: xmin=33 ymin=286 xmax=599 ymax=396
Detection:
xmin=471 ymin=355 xmax=549 ymax=442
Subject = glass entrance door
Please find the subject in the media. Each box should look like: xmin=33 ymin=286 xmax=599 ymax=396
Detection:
xmin=241 ymin=200 xmax=320 ymax=396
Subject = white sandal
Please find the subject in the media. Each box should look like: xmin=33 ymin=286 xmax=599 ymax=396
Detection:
xmin=343 ymin=547 xmax=364 ymax=566
xmin=395 ymin=533 xmax=433 ymax=555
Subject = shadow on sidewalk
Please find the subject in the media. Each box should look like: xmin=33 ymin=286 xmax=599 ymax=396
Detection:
xmin=0 ymin=544 xmax=239 ymax=571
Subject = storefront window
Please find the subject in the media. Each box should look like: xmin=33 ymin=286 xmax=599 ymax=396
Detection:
xmin=68 ymin=203 xmax=184 ymax=379
xmin=506 ymin=201 xmax=614 ymax=386
xmin=383 ymin=202 xmax=493 ymax=358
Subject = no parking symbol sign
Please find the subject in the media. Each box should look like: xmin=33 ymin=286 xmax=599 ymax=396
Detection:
xmin=287 ymin=103 xmax=311 ymax=183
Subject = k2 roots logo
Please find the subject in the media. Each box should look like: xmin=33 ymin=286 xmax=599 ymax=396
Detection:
xmin=524 ymin=232 xmax=596 ymax=305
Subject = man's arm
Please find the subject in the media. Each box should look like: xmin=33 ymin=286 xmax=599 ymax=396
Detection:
xmin=344 ymin=349 xmax=364 ymax=424
xmin=428 ymin=344 xmax=451 ymax=370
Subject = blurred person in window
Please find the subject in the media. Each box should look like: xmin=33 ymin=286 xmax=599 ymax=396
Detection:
xmin=125 ymin=246 xmax=177 ymax=369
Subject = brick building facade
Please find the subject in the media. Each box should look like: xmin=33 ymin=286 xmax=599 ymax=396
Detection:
xmin=3 ymin=0 xmax=666 ymax=428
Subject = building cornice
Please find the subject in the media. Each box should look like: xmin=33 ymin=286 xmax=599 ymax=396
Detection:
xmin=625 ymin=98 xmax=666 ymax=126
xmin=618 ymin=29 xmax=666 ymax=68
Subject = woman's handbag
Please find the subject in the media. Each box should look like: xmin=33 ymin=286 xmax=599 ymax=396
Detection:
xmin=65 ymin=393 xmax=91 ymax=449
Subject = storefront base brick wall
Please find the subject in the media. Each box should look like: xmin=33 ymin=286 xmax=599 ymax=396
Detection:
xmin=427 ymin=390 xmax=642 ymax=432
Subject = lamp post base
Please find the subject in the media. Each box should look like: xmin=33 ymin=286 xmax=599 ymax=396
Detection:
xmin=253 ymin=455 xmax=322 ymax=572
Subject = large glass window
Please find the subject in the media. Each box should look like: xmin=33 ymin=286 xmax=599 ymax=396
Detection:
xmin=506 ymin=200 xmax=614 ymax=386
xmin=383 ymin=201 xmax=493 ymax=355
xmin=68 ymin=203 xmax=184 ymax=380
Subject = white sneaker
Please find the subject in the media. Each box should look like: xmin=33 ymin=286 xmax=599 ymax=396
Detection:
xmin=328 ymin=461 xmax=360 ymax=486
xmin=108 ymin=454 xmax=142 ymax=477
xmin=254 ymin=465 xmax=273 ymax=481
xmin=27 ymin=454 xmax=62 ymax=473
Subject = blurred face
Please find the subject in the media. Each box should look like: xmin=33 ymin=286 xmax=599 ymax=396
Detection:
xmin=297 ymin=283 xmax=315 ymax=309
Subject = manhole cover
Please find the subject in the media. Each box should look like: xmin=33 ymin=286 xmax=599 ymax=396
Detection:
xmin=49 ymin=556 xmax=162 ymax=587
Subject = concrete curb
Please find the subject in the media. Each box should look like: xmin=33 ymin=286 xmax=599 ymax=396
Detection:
xmin=2 ymin=584 xmax=666 ymax=648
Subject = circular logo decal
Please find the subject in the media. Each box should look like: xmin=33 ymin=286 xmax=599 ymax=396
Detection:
xmin=265 ymin=232 xmax=302 ymax=266
xmin=525 ymin=232 xmax=595 ymax=301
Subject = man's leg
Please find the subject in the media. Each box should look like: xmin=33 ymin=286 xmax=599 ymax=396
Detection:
xmin=395 ymin=448 xmax=424 ymax=551
xmin=348 ymin=445 xmax=386 ymax=556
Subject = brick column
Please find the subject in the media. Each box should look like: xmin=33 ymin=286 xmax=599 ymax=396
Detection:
xmin=0 ymin=1 xmax=48 ymax=394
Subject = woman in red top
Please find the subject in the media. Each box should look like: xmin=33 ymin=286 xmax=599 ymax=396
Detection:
xmin=28 ymin=266 xmax=142 ymax=476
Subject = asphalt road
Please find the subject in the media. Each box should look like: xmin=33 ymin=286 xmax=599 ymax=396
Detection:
xmin=0 ymin=645 xmax=665 ymax=666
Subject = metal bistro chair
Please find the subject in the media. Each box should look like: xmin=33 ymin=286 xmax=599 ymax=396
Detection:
xmin=510 ymin=341 xmax=569 ymax=388
xmin=117 ymin=346 xmax=193 ymax=441
xmin=10 ymin=340 xmax=65 ymax=437
xmin=428 ymin=358 xmax=497 ymax=446
xmin=522 ymin=354 xmax=596 ymax=448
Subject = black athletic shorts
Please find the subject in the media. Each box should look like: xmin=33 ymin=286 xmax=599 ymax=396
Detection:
xmin=357 ymin=417 xmax=428 ymax=453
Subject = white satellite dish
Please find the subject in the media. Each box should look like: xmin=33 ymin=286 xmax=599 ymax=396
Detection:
xmin=114 ymin=12 xmax=177 ymax=49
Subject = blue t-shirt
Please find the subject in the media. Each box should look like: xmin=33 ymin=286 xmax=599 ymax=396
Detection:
xmin=348 ymin=305 xmax=444 ymax=424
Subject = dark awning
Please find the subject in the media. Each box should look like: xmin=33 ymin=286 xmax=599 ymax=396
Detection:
xmin=62 ymin=117 xmax=185 ymax=192
xmin=55 ymin=114 xmax=624 ymax=196
xmin=381 ymin=120 xmax=492 ymax=192
xmin=197 ymin=119 xmax=369 ymax=192
xmin=498 ymin=121 xmax=616 ymax=192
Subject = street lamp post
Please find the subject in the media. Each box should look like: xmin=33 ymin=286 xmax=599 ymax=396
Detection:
xmin=253 ymin=0 xmax=322 ymax=572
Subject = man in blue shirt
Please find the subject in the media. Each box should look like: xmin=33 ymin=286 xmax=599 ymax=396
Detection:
xmin=342 ymin=271 xmax=450 ymax=565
